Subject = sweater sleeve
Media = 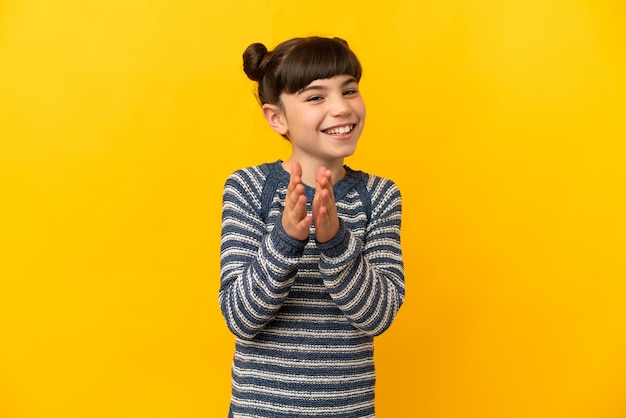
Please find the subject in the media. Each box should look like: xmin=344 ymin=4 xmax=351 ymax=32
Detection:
xmin=218 ymin=169 xmax=307 ymax=339
xmin=317 ymin=178 xmax=405 ymax=336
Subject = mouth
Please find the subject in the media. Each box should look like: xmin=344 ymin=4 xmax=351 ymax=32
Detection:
xmin=322 ymin=124 xmax=356 ymax=137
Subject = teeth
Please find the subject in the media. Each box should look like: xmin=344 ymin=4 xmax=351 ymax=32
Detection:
xmin=325 ymin=125 xmax=353 ymax=135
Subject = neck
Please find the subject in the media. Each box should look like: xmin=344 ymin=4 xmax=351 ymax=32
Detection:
xmin=282 ymin=157 xmax=346 ymax=187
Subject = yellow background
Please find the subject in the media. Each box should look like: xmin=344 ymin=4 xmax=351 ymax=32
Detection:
xmin=1 ymin=0 xmax=625 ymax=417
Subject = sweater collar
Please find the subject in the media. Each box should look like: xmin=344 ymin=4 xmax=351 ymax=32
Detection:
xmin=268 ymin=160 xmax=362 ymax=202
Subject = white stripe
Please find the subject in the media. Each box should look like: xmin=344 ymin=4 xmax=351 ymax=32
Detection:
xmin=232 ymin=368 xmax=375 ymax=385
xmin=232 ymin=381 xmax=373 ymax=399
xmin=232 ymin=396 xmax=374 ymax=416
xmin=234 ymin=352 xmax=373 ymax=369
xmin=236 ymin=338 xmax=372 ymax=353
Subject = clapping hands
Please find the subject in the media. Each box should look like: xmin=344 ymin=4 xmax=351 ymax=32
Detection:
xmin=282 ymin=161 xmax=340 ymax=243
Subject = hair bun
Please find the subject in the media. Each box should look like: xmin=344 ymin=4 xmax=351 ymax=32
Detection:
xmin=243 ymin=43 xmax=269 ymax=82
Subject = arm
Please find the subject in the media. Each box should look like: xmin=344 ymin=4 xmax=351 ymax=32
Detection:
xmin=317 ymin=178 xmax=405 ymax=336
xmin=218 ymin=169 xmax=307 ymax=340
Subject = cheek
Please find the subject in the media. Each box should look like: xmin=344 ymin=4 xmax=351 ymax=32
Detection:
xmin=301 ymin=111 xmax=325 ymax=127
xmin=354 ymin=99 xmax=366 ymax=117
xmin=358 ymin=102 xmax=366 ymax=120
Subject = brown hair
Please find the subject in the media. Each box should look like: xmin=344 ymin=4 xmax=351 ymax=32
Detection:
xmin=242 ymin=37 xmax=362 ymax=106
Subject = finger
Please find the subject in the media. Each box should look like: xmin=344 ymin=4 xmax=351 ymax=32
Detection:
xmin=293 ymin=192 xmax=308 ymax=220
xmin=315 ymin=176 xmax=335 ymax=212
xmin=315 ymin=167 xmax=335 ymax=198
xmin=323 ymin=169 xmax=336 ymax=201
xmin=285 ymin=182 xmax=299 ymax=212
xmin=286 ymin=163 xmax=303 ymax=210
xmin=315 ymin=166 xmax=328 ymax=188
xmin=292 ymin=161 xmax=303 ymax=179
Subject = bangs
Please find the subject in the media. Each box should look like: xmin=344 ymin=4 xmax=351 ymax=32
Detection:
xmin=279 ymin=38 xmax=362 ymax=94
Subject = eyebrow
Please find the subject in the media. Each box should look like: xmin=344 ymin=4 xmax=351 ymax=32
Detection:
xmin=297 ymin=77 xmax=358 ymax=94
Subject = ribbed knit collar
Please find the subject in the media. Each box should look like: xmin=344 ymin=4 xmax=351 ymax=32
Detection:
xmin=268 ymin=160 xmax=362 ymax=202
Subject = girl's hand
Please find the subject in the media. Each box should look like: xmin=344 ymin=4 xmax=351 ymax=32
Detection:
xmin=312 ymin=166 xmax=339 ymax=243
xmin=282 ymin=161 xmax=312 ymax=240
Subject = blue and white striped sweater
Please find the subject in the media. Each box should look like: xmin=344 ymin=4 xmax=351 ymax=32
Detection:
xmin=219 ymin=161 xmax=405 ymax=417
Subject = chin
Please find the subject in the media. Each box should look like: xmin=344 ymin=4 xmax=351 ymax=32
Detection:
xmin=337 ymin=146 xmax=358 ymax=159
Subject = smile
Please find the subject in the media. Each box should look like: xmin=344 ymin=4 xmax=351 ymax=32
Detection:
xmin=323 ymin=124 xmax=355 ymax=136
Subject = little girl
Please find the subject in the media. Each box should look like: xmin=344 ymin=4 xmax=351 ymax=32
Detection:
xmin=219 ymin=36 xmax=405 ymax=418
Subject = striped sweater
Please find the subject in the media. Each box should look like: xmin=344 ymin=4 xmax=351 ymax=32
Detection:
xmin=219 ymin=161 xmax=405 ymax=418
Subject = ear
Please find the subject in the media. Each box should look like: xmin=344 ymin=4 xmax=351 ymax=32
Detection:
xmin=262 ymin=103 xmax=288 ymax=136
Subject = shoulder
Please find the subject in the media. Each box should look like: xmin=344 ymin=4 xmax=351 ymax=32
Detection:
xmin=225 ymin=162 xmax=274 ymax=185
xmin=347 ymin=167 xmax=402 ymax=217
xmin=347 ymin=167 xmax=400 ymax=198
xmin=222 ymin=161 xmax=281 ymax=207
xmin=224 ymin=161 xmax=284 ymax=192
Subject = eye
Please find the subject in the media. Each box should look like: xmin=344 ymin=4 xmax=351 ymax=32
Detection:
xmin=306 ymin=95 xmax=323 ymax=102
xmin=343 ymin=88 xmax=359 ymax=96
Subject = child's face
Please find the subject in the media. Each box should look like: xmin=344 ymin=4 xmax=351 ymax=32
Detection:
xmin=276 ymin=74 xmax=366 ymax=164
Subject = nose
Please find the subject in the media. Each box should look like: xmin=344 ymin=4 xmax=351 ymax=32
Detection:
xmin=329 ymin=95 xmax=352 ymax=117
